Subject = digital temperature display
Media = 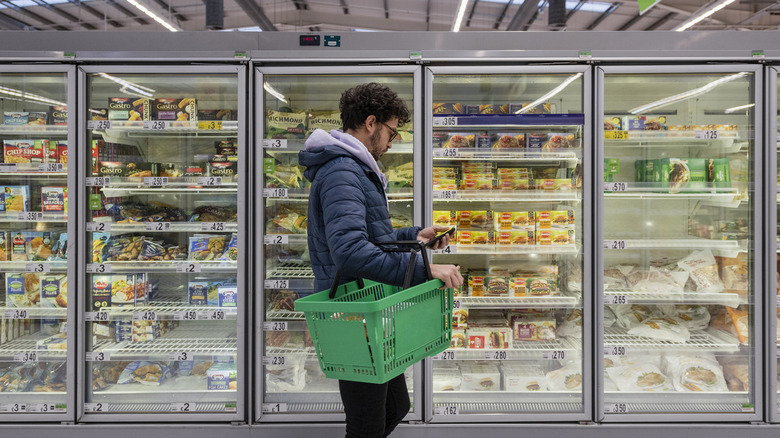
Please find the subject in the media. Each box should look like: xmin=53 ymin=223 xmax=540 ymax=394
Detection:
xmin=299 ymin=35 xmax=320 ymax=46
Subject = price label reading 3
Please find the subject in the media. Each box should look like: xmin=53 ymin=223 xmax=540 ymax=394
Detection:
xmin=198 ymin=120 xmax=223 ymax=130
xmin=169 ymin=352 xmax=192 ymax=361
xmin=86 ymin=352 xmax=110 ymax=362
xmin=87 ymin=264 xmax=111 ymax=273
xmin=263 ymin=139 xmax=288 ymax=149
xmin=25 ymin=263 xmax=49 ymax=273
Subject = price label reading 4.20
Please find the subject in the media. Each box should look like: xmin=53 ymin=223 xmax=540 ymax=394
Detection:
xmin=133 ymin=311 xmax=158 ymax=321
xmin=603 ymin=240 xmax=627 ymax=250
xmin=85 ymin=311 xmax=110 ymax=322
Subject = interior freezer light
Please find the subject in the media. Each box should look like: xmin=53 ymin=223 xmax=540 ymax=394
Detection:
xmin=516 ymin=73 xmax=583 ymax=114
xmin=97 ymin=73 xmax=155 ymax=98
xmin=452 ymin=0 xmax=470 ymax=32
xmin=127 ymin=0 xmax=180 ymax=32
xmin=724 ymin=103 xmax=754 ymax=114
xmin=673 ymin=0 xmax=736 ymax=32
xmin=0 ymin=86 xmax=66 ymax=107
xmin=263 ymin=83 xmax=288 ymax=104
xmin=628 ymin=72 xmax=749 ymax=115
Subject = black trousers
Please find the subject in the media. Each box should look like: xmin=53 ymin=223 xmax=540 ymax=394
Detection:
xmin=339 ymin=373 xmax=410 ymax=438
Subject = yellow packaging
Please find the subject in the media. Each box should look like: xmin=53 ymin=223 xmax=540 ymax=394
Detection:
xmin=550 ymin=229 xmax=574 ymax=245
xmin=509 ymin=277 xmax=527 ymax=297
xmin=457 ymin=231 xmax=473 ymax=246
xmin=471 ymin=231 xmax=494 ymax=245
xmin=497 ymin=231 xmax=534 ymax=245
xmin=536 ymin=210 xmax=574 ymax=229
xmin=462 ymin=173 xmax=495 ymax=180
xmin=433 ymin=178 xmax=458 ymax=190
xmin=498 ymin=178 xmax=531 ymax=190
xmin=458 ymin=211 xmax=491 ymax=229
xmin=433 ymin=211 xmax=455 ymax=227
xmin=433 ymin=167 xmax=458 ymax=178
xmin=495 ymin=211 xmax=534 ymax=230
xmin=468 ymin=271 xmax=486 ymax=297
xmin=460 ymin=178 xmax=495 ymax=191
xmin=536 ymin=230 xmax=553 ymax=245
xmin=497 ymin=167 xmax=529 ymax=177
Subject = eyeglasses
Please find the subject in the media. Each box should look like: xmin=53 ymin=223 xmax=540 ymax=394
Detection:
xmin=378 ymin=121 xmax=399 ymax=142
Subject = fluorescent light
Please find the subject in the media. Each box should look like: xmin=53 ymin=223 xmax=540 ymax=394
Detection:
xmin=629 ymin=72 xmax=749 ymax=114
xmin=97 ymin=73 xmax=155 ymax=98
xmin=127 ymin=0 xmax=180 ymax=32
xmin=724 ymin=103 xmax=754 ymax=114
xmin=452 ymin=0 xmax=469 ymax=32
xmin=264 ymin=82 xmax=287 ymax=104
xmin=0 ymin=86 xmax=66 ymax=107
xmin=516 ymin=73 xmax=583 ymax=114
xmin=674 ymin=0 xmax=736 ymax=31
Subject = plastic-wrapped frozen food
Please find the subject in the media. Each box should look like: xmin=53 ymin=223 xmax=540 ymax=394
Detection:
xmin=659 ymin=304 xmax=710 ymax=330
xmin=677 ymin=250 xmax=725 ymax=294
xmin=626 ymin=266 xmax=687 ymax=294
xmin=612 ymin=304 xmax=654 ymax=329
xmin=566 ymin=259 xmax=583 ymax=292
xmin=117 ymin=361 xmax=173 ymax=386
xmin=725 ymin=306 xmax=749 ymax=345
xmin=663 ymin=355 xmax=728 ymax=392
xmin=606 ymin=364 xmax=673 ymax=392
xmin=603 ymin=266 xmax=629 ymax=290
xmin=604 ymin=306 xmax=616 ymax=328
xmin=627 ymin=317 xmax=690 ymax=343
xmin=433 ymin=369 xmax=462 ymax=391
xmin=545 ymin=362 xmax=582 ymax=391
xmin=501 ymin=363 xmax=547 ymax=391
xmin=266 ymin=356 xmax=305 ymax=392
xmin=718 ymin=356 xmax=749 ymax=392
xmin=557 ymin=309 xmax=583 ymax=339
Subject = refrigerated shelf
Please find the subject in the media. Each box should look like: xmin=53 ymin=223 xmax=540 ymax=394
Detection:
xmin=604 ymin=188 xmax=741 ymax=207
xmin=88 ymin=261 xmax=237 ymax=273
xmin=604 ymin=134 xmax=743 ymax=153
xmin=433 ymin=113 xmax=585 ymax=128
xmin=603 ymin=290 xmax=744 ymax=307
xmin=603 ymin=393 xmax=751 ymax=414
xmin=604 ymin=326 xmax=740 ymax=353
xmin=432 ymin=190 xmax=581 ymax=202
xmin=87 ymin=303 xmax=238 ymax=321
xmin=263 ymin=140 xmax=412 ymax=155
xmin=264 ymin=188 xmax=412 ymax=201
xmin=432 ymin=148 xmax=580 ymax=164
xmin=443 ymin=244 xmax=579 ymax=255
xmin=0 ymin=125 xmax=68 ymax=135
xmin=432 ymin=400 xmax=582 ymax=414
xmin=88 ymin=120 xmax=239 ymax=133
xmin=0 ymin=262 xmax=67 ymax=273
xmin=0 ymin=333 xmax=67 ymax=362
xmin=435 ymin=338 xmax=581 ymax=361
xmin=90 ymin=222 xmax=238 ymax=233
xmin=265 ymin=310 xmax=305 ymax=321
xmin=603 ymin=238 xmax=742 ymax=251
xmin=0 ymin=213 xmax=67 ymax=223
xmin=0 ymin=163 xmax=67 ymax=175
xmin=91 ymin=335 xmax=237 ymax=361
xmin=0 ymin=307 xmax=67 ymax=319
xmin=457 ymin=296 xmax=580 ymax=309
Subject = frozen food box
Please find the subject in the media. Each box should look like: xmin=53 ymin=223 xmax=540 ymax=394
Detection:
xmin=470 ymin=231 xmax=495 ymax=246
xmin=460 ymin=178 xmax=495 ymax=191
xmin=433 ymin=210 xmax=456 ymax=227
xmin=41 ymin=187 xmax=66 ymax=213
xmin=4 ymin=139 xmax=46 ymax=164
xmin=491 ymin=133 xmax=524 ymax=149
xmin=497 ymin=178 xmax=531 ymax=191
xmin=265 ymin=109 xmax=306 ymax=139
xmin=48 ymin=106 xmax=68 ymax=125
xmin=5 ymin=274 xmax=26 ymax=308
xmin=153 ymin=98 xmax=197 ymax=121
xmin=452 ymin=308 xmax=469 ymax=329
xmin=198 ymin=109 xmax=233 ymax=121
xmin=218 ymin=286 xmax=237 ymax=307
xmin=0 ymin=232 xmax=8 ymax=262
xmin=604 ymin=116 xmax=623 ymax=131
xmin=527 ymin=133 xmax=545 ymax=151
xmin=26 ymin=111 xmax=48 ymax=125
xmin=442 ymin=133 xmax=474 ymax=149
xmin=468 ymin=270 xmax=486 ymax=296
xmin=501 ymin=364 xmax=548 ymax=391
xmin=461 ymin=363 xmax=501 ymax=391
xmin=467 ymin=104 xmax=508 ymax=114
xmin=536 ymin=210 xmax=575 ymax=229
xmin=433 ymin=368 xmax=462 ymax=391
xmin=209 ymin=161 xmax=237 ymax=180
xmin=432 ymin=103 xmax=464 ymax=114
xmin=666 ymin=158 xmax=707 ymax=192
xmin=40 ymin=275 xmax=66 ymax=308
xmin=98 ymin=161 xmax=127 ymax=177
xmin=4 ymin=186 xmax=29 ymax=212
xmin=484 ymin=276 xmax=509 ymax=297
xmin=509 ymin=103 xmax=553 ymax=114
xmin=457 ymin=210 xmax=492 ymax=229
xmin=623 ymin=115 xmax=647 ymax=131
xmin=468 ymin=325 xmax=512 ymax=349
xmin=108 ymin=97 xmax=150 ymax=121
xmin=497 ymin=231 xmax=535 ymax=246
xmin=10 ymin=231 xmax=26 ymax=261
xmin=207 ymin=363 xmax=236 ymax=390
xmin=708 ymin=158 xmax=731 ymax=187
xmin=509 ymin=277 xmax=527 ymax=297
xmin=544 ymin=133 xmax=580 ymax=150
xmin=512 ymin=315 xmax=556 ymax=341
xmin=3 ymin=112 xmax=28 ymax=125
xmin=525 ymin=277 xmax=556 ymax=296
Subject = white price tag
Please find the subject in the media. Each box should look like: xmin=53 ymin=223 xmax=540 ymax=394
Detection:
xmin=25 ymin=263 xmax=49 ymax=273
xmin=452 ymin=300 xmax=462 ymax=309
xmin=543 ymin=350 xmax=567 ymax=360
xmin=176 ymin=263 xmax=202 ymax=273
xmin=262 ymin=139 xmax=288 ymax=149
xmin=39 ymin=163 xmax=64 ymax=173
xmin=606 ymin=295 xmax=629 ymax=305
xmin=28 ymin=404 xmax=57 ymax=413
xmin=197 ymin=176 xmax=222 ymax=186
xmin=262 ymin=403 xmax=288 ymax=413
xmin=263 ymin=356 xmax=287 ymax=366
xmin=607 ymin=403 xmax=629 ymax=414
xmin=201 ymin=222 xmax=226 ymax=232
xmin=168 ymin=352 xmax=193 ymax=361
xmin=88 ymin=120 xmax=112 ymax=130
xmin=87 ymin=222 xmax=111 ymax=232
xmin=433 ymin=117 xmax=458 ymax=127
xmin=85 ymin=311 xmax=110 ymax=322
xmin=86 ymin=352 xmax=110 ymax=362
xmin=84 ymin=403 xmax=108 ymax=413
xmin=4 ymin=309 xmax=28 ymax=319
xmin=145 ymin=222 xmax=171 ymax=231
xmin=432 ymin=190 xmax=458 ymax=200
xmin=264 ymin=235 xmax=289 ymax=245
xmin=263 ymin=188 xmax=289 ymax=198
xmin=485 ymin=350 xmax=508 ymax=360
xmin=1 ymin=403 xmax=26 ymax=412
xmin=18 ymin=212 xmax=43 ymax=221
xmin=603 ymin=240 xmax=627 ymax=250
xmin=263 ymin=321 xmax=289 ymax=331
xmin=605 ymin=346 xmax=628 ymax=357
xmin=434 ymin=406 xmax=459 ymax=415
xmin=143 ymin=120 xmax=167 ymax=130
xmin=171 ymin=402 xmax=193 ymax=412
xmin=87 ymin=264 xmax=110 ymax=273
xmin=144 ymin=177 xmax=168 ymax=187
xmin=695 ymin=130 xmax=719 ymax=140
xmin=204 ymin=309 xmax=226 ymax=320
xmin=433 ymin=351 xmax=457 ymax=360
xmin=0 ymin=163 xmax=17 ymax=172
xmin=14 ymin=352 xmax=38 ymax=362
xmin=433 ymin=245 xmax=457 ymax=255
xmin=603 ymin=182 xmax=628 ymax=192
xmin=433 ymin=148 xmax=459 ymax=158
xmin=133 ymin=311 xmax=158 ymax=321
xmin=85 ymin=177 xmax=110 ymax=187
xmin=264 ymin=280 xmax=290 ymax=289
xmin=776 ymin=296 xmax=780 ymax=308
xmin=173 ymin=311 xmax=199 ymax=321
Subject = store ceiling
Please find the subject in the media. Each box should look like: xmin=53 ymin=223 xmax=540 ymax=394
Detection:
xmin=0 ymin=0 xmax=779 ymax=33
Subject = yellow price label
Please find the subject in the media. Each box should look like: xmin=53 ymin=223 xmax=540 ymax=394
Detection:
xmin=198 ymin=121 xmax=223 ymax=130
xmin=604 ymin=130 xmax=628 ymax=140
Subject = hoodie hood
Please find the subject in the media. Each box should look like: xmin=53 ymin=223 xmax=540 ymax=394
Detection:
xmin=300 ymin=129 xmax=388 ymax=189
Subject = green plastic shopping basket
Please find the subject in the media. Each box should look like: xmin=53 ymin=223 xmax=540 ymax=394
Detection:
xmin=295 ymin=241 xmax=453 ymax=384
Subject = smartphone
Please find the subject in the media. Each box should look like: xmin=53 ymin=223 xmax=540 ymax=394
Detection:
xmin=424 ymin=227 xmax=456 ymax=248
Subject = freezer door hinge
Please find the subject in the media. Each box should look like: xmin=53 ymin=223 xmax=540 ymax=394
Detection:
xmin=408 ymin=420 xmax=425 ymax=425
xmin=578 ymin=421 xmax=596 ymax=425
xmin=61 ymin=421 xmax=75 ymax=425
xmin=231 ymin=421 xmax=247 ymax=426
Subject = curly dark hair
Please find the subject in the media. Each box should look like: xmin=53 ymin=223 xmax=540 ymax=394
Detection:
xmin=339 ymin=82 xmax=411 ymax=131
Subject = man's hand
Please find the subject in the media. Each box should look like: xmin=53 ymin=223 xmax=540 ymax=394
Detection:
xmin=430 ymin=264 xmax=463 ymax=289
xmin=417 ymin=226 xmax=453 ymax=250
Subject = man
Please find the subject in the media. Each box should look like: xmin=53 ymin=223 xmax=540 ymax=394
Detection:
xmin=299 ymin=82 xmax=463 ymax=438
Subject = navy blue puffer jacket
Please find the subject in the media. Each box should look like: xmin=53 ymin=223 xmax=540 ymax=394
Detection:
xmin=299 ymin=143 xmax=424 ymax=294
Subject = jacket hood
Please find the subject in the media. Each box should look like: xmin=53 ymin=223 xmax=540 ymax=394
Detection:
xmin=299 ymin=129 xmax=387 ymax=189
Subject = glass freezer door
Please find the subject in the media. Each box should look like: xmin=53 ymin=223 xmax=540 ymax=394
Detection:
xmin=0 ymin=67 xmax=74 ymax=419
xmin=427 ymin=67 xmax=590 ymax=421
xmin=772 ymin=65 xmax=780 ymax=423
xmin=256 ymin=67 xmax=421 ymax=421
xmin=80 ymin=66 xmax=245 ymax=419
xmin=599 ymin=67 xmax=761 ymax=419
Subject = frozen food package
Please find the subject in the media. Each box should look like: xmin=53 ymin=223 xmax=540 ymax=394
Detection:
xmin=557 ymin=309 xmax=583 ymax=339
xmin=449 ymin=327 xmax=467 ymax=349
xmin=117 ymin=361 xmax=173 ymax=386
xmin=265 ymin=355 xmax=305 ymax=392
xmin=545 ymin=362 xmax=582 ymax=391
xmin=603 ymin=266 xmax=629 ymax=290
xmin=659 ymin=304 xmax=710 ymax=330
xmin=677 ymin=250 xmax=725 ymax=294
xmin=432 ymin=103 xmax=464 ymax=114
xmin=491 ymin=133 xmax=524 ymax=149
xmin=512 ymin=314 xmax=556 ymax=341
xmin=612 ymin=304 xmax=654 ymax=329
xmin=433 ymin=369 xmax=462 ymax=391
xmin=604 ymin=306 xmax=616 ymax=328
xmin=306 ymin=110 xmax=341 ymax=136
xmin=265 ymin=108 xmax=306 ymax=139
xmin=606 ymin=364 xmax=674 ymax=392
xmin=460 ymin=362 xmax=500 ymax=391
xmin=663 ymin=355 xmax=728 ymax=392
xmin=443 ymin=133 xmax=475 ymax=148
xmin=628 ymin=317 xmax=691 ymax=343
xmin=725 ymin=306 xmax=749 ymax=345
xmin=501 ymin=363 xmax=547 ymax=391
xmin=626 ymin=266 xmax=687 ymax=294
xmin=718 ymin=356 xmax=749 ymax=392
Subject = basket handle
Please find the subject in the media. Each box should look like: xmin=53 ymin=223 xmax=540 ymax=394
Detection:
xmin=328 ymin=240 xmax=433 ymax=299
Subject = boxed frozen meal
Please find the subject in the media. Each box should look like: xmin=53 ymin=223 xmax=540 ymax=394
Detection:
xmin=497 ymin=177 xmax=531 ymax=191
xmin=3 ymin=112 xmax=28 ymax=125
xmin=526 ymin=277 xmax=556 ymax=296
xmin=218 ymin=286 xmax=237 ymax=307
xmin=0 ymin=231 xmax=8 ymax=262
xmin=209 ymin=161 xmax=237 ymax=179
xmin=48 ymin=106 xmax=68 ymax=125
xmin=98 ymin=161 xmax=126 ymax=177
xmin=457 ymin=210 xmax=491 ymax=229
xmin=460 ymin=362 xmax=501 ymax=391
xmin=624 ymin=115 xmax=647 ymax=131
xmin=432 ymin=103 xmax=464 ymax=114
xmin=491 ymin=133 xmax=524 ymax=149
xmin=10 ymin=231 xmax=26 ymax=261
xmin=125 ymin=162 xmax=159 ymax=178
xmin=449 ymin=327 xmax=467 ymax=349
xmin=189 ymin=235 xmax=227 ymax=261
xmin=433 ymin=368 xmax=462 ymax=391
xmin=467 ymin=104 xmax=507 ymax=114
xmin=153 ymin=98 xmax=197 ymax=121
xmin=433 ymin=210 xmax=456 ymax=227
xmin=604 ymin=116 xmax=623 ymax=131
xmin=26 ymin=111 xmax=48 ymax=125
xmin=442 ymin=133 xmax=474 ymax=149
xmin=198 ymin=109 xmax=233 ymax=121
xmin=108 ymin=97 xmax=150 ymax=121
xmin=470 ymin=231 xmax=494 ymax=246
xmin=4 ymin=186 xmax=29 ymax=212
xmin=536 ymin=210 xmax=575 ymax=229
xmin=509 ymin=103 xmax=553 ymax=114
xmin=207 ymin=363 xmax=237 ymax=390
xmin=41 ymin=187 xmax=66 ymax=213
xmin=305 ymin=110 xmax=341 ymax=135
xmin=36 ymin=333 xmax=67 ymax=350
xmin=452 ymin=308 xmax=468 ymax=329
xmin=40 ymin=275 xmax=67 ymax=309
xmin=468 ymin=324 xmax=511 ymax=349
xmin=460 ymin=178 xmax=495 ymax=191
xmin=509 ymin=277 xmax=527 ymax=296
xmin=708 ymin=158 xmax=731 ymax=187
xmin=4 ymin=139 xmax=46 ymax=163
xmin=512 ymin=314 xmax=556 ymax=341
xmin=543 ymin=133 xmax=580 ymax=150
xmin=501 ymin=363 xmax=547 ymax=391
xmin=484 ymin=276 xmax=509 ymax=297
xmin=497 ymin=231 xmax=534 ymax=246
xmin=265 ymin=109 xmax=306 ymax=139
xmin=467 ymin=270 xmax=485 ymax=296
xmin=5 ymin=274 xmax=26 ymax=307
xmin=495 ymin=211 xmax=534 ymax=230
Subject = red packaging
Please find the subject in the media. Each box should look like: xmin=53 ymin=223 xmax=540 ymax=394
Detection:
xmin=57 ymin=143 xmax=68 ymax=165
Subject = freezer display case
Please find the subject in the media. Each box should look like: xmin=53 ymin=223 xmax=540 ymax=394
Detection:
xmin=426 ymin=67 xmax=591 ymax=420
xmin=79 ymin=66 xmax=246 ymax=419
xmin=0 ymin=67 xmax=74 ymax=419
xmin=598 ymin=66 xmax=761 ymax=419
xmin=256 ymin=67 xmax=421 ymax=420
xmin=771 ymin=65 xmax=780 ymax=422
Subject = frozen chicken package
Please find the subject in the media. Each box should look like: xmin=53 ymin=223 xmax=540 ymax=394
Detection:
xmin=545 ymin=362 xmax=582 ymax=391
xmin=627 ymin=317 xmax=691 ymax=343
xmin=663 ymin=355 xmax=729 ymax=392
xmin=677 ymin=250 xmax=725 ymax=294
xmin=606 ymin=364 xmax=674 ymax=392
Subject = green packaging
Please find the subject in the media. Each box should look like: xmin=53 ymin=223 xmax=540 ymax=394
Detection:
xmin=708 ymin=158 xmax=731 ymax=188
xmin=653 ymin=158 xmax=670 ymax=189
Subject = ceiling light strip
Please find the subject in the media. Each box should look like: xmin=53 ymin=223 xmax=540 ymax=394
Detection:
xmin=127 ymin=0 xmax=180 ymax=32
xmin=629 ymin=72 xmax=748 ymax=114
xmin=674 ymin=0 xmax=736 ymax=32
xmin=452 ymin=0 xmax=470 ymax=32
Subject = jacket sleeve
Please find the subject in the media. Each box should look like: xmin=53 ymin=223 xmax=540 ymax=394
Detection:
xmin=391 ymin=226 xmax=422 ymax=241
xmin=319 ymin=163 xmax=426 ymax=287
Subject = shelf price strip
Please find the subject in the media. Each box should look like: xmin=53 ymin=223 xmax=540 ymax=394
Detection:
xmin=433 ymin=148 xmax=459 ymax=158
xmin=434 ymin=406 xmax=459 ymax=416
xmin=603 ymin=240 xmax=627 ymax=250
xmin=171 ymin=403 xmax=195 ymax=412
xmin=604 ymin=131 xmax=628 ymax=140
xmin=603 ymin=182 xmax=628 ymax=192
xmin=607 ymin=403 xmax=629 ymax=414
xmin=28 ymin=404 xmax=63 ymax=413
xmin=484 ymin=351 xmax=508 ymax=360
xmin=0 ymin=164 xmax=17 ymax=172
xmin=264 ymin=235 xmax=289 ymax=245
xmin=264 ymin=280 xmax=289 ymax=290
xmin=263 ymin=188 xmax=288 ymax=198
xmin=432 ymin=117 xmax=458 ymax=127
xmin=19 ymin=212 xmax=43 ymax=221
xmin=606 ymin=295 xmax=629 ymax=305
xmin=87 ymin=264 xmax=111 ymax=273
xmin=176 ymin=263 xmax=202 ymax=273
xmin=143 ymin=121 xmax=167 ymax=131
xmin=198 ymin=121 xmax=223 ymax=130
xmin=262 ymin=403 xmax=288 ymax=413
xmin=85 ymin=311 xmax=110 ymax=322
xmin=39 ymin=163 xmax=64 ymax=173
xmin=84 ymin=403 xmax=108 ymax=413
xmin=168 ymin=352 xmax=193 ymax=361
xmin=174 ymin=311 xmax=199 ymax=321
xmin=1 ymin=403 xmax=26 ymax=413
xmin=25 ymin=263 xmax=50 ymax=273
xmin=201 ymin=222 xmax=226 ymax=232
xmin=85 ymin=177 xmax=110 ymax=187
xmin=263 ymin=356 xmax=287 ymax=366
xmin=197 ymin=177 xmax=222 ymax=186
xmin=262 ymin=139 xmax=288 ymax=149
xmin=542 ymin=350 xmax=567 ymax=360
xmin=432 ymin=190 xmax=458 ymax=200
xmin=604 ymin=346 xmax=627 ymax=357
xmin=694 ymin=130 xmax=720 ymax=140
xmin=133 ymin=311 xmax=158 ymax=321
xmin=432 ymin=245 xmax=457 ymax=254
xmin=433 ymin=351 xmax=456 ymax=360
xmin=4 ymin=309 xmax=29 ymax=319
xmin=144 ymin=177 xmax=168 ymax=187
xmin=200 ymin=310 xmax=226 ymax=320
xmin=263 ymin=321 xmax=288 ymax=331
xmin=14 ymin=352 xmax=38 ymax=363
xmin=86 ymin=352 xmax=111 ymax=362
xmin=88 ymin=120 xmax=112 ymax=130
xmin=86 ymin=222 xmax=111 ymax=232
